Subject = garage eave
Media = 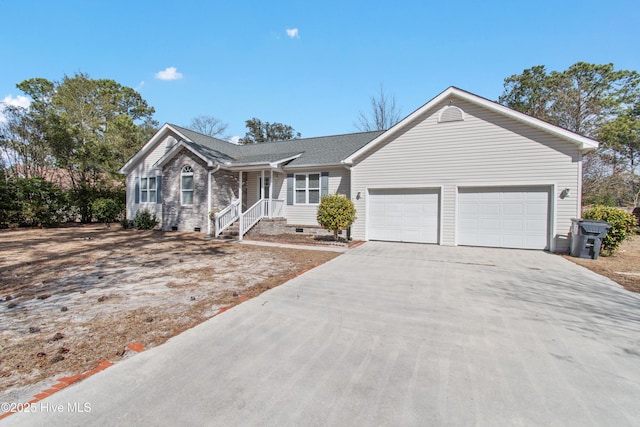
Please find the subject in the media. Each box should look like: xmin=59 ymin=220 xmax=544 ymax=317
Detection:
xmin=344 ymin=87 xmax=600 ymax=164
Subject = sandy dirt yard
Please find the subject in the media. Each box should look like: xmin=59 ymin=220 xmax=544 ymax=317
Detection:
xmin=0 ymin=225 xmax=339 ymax=403
xmin=564 ymin=235 xmax=640 ymax=293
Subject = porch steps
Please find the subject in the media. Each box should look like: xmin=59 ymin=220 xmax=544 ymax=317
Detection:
xmin=217 ymin=223 xmax=239 ymax=240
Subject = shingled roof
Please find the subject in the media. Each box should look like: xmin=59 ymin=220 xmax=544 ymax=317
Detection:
xmin=169 ymin=124 xmax=383 ymax=168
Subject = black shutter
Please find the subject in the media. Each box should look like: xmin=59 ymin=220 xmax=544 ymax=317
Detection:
xmin=156 ymin=176 xmax=162 ymax=203
xmin=321 ymin=172 xmax=329 ymax=197
xmin=134 ymin=177 xmax=140 ymax=204
xmin=286 ymin=174 xmax=294 ymax=205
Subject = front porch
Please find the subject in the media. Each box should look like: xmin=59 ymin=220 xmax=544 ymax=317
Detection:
xmin=213 ymin=169 xmax=285 ymax=240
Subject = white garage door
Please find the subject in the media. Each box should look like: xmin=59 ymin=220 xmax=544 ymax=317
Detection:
xmin=369 ymin=189 xmax=439 ymax=244
xmin=457 ymin=187 xmax=549 ymax=250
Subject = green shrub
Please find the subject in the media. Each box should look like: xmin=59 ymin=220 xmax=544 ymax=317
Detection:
xmin=133 ymin=209 xmax=159 ymax=230
xmin=12 ymin=178 xmax=70 ymax=227
xmin=120 ymin=218 xmax=132 ymax=229
xmin=317 ymin=194 xmax=356 ymax=240
xmin=92 ymin=198 xmax=122 ymax=226
xmin=582 ymin=205 xmax=636 ymax=255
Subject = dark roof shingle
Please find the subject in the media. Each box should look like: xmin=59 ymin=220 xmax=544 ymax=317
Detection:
xmin=170 ymin=123 xmax=383 ymax=168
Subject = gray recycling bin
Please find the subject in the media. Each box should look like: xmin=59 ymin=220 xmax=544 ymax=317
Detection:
xmin=570 ymin=219 xmax=611 ymax=260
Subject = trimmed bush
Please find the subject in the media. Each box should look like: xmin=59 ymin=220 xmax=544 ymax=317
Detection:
xmin=133 ymin=209 xmax=159 ymax=230
xmin=317 ymin=194 xmax=356 ymax=240
xmin=92 ymin=198 xmax=121 ymax=226
xmin=582 ymin=205 xmax=636 ymax=255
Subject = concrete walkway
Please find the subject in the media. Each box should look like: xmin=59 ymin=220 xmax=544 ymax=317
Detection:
xmin=5 ymin=242 xmax=640 ymax=426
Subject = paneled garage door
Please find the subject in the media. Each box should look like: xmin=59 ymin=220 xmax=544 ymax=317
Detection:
xmin=457 ymin=187 xmax=550 ymax=250
xmin=368 ymin=189 xmax=439 ymax=244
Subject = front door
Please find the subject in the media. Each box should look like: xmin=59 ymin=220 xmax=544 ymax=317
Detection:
xmin=258 ymin=176 xmax=270 ymax=200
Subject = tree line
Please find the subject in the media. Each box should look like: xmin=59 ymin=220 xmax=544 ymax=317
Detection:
xmin=499 ymin=62 xmax=640 ymax=206
xmin=1 ymin=63 xmax=639 ymax=228
xmin=0 ymin=73 xmax=157 ymax=226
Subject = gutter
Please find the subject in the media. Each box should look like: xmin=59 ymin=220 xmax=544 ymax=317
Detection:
xmin=207 ymin=165 xmax=220 ymax=235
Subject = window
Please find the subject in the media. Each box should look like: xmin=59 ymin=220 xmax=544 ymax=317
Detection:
xmin=140 ymin=176 xmax=157 ymax=203
xmin=294 ymin=173 xmax=320 ymax=204
xmin=181 ymin=165 xmax=194 ymax=205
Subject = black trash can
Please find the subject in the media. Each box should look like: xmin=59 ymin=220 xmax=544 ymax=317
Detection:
xmin=570 ymin=219 xmax=611 ymax=260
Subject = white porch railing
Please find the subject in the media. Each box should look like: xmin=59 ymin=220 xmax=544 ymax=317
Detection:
xmin=215 ymin=198 xmax=285 ymax=240
xmin=214 ymin=199 xmax=240 ymax=237
xmin=239 ymin=198 xmax=267 ymax=239
xmin=269 ymin=199 xmax=284 ymax=218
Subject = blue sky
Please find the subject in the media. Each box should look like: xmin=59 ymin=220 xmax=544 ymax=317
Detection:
xmin=1 ymin=0 xmax=639 ymax=141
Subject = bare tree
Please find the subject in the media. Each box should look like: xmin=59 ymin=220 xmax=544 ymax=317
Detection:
xmin=355 ymin=84 xmax=402 ymax=131
xmin=186 ymin=115 xmax=229 ymax=139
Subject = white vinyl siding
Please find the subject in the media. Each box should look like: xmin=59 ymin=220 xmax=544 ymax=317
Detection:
xmin=350 ymin=97 xmax=581 ymax=252
xmin=285 ymin=168 xmax=349 ymax=225
xmin=125 ymin=134 xmax=177 ymax=220
xmin=246 ymin=173 xmax=286 ymax=207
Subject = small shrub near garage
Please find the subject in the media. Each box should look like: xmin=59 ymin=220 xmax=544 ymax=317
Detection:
xmin=92 ymin=198 xmax=122 ymax=226
xmin=317 ymin=194 xmax=356 ymax=240
xmin=583 ymin=205 xmax=636 ymax=255
xmin=133 ymin=209 xmax=159 ymax=230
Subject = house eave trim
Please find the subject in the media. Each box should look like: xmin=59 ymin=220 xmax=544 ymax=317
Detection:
xmin=343 ymin=87 xmax=600 ymax=164
xmin=220 ymin=153 xmax=302 ymax=171
xmin=283 ymin=162 xmax=347 ymax=170
xmin=120 ymin=123 xmax=193 ymax=174
xmin=154 ymin=140 xmax=213 ymax=169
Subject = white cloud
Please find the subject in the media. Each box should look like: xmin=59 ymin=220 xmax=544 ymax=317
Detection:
xmin=0 ymin=94 xmax=31 ymax=123
xmin=286 ymin=28 xmax=299 ymax=38
xmin=135 ymin=81 xmax=145 ymax=91
xmin=155 ymin=67 xmax=183 ymax=81
xmin=229 ymin=136 xmax=241 ymax=145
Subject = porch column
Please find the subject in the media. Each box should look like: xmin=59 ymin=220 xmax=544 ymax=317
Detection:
xmin=238 ymin=171 xmax=243 ymax=213
xmin=269 ymin=169 xmax=274 ymax=218
xmin=260 ymin=169 xmax=265 ymax=217
xmin=238 ymin=171 xmax=243 ymax=241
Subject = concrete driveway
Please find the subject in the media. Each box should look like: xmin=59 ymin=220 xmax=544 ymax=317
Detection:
xmin=5 ymin=242 xmax=640 ymax=426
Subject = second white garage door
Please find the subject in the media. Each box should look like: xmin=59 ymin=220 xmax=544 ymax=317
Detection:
xmin=368 ymin=188 xmax=439 ymax=244
xmin=457 ymin=187 xmax=550 ymax=250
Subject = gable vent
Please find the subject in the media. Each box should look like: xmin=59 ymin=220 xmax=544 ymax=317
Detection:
xmin=165 ymin=136 xmax=177 ymax=151
xmin=438 ymin=106 xmax=465 ymax=123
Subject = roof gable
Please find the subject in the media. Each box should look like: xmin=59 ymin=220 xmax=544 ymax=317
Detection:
xmin=120 ymin=125 xmax=383 ymax=174
xmin=343 ymin=87 xmax=599 ymax=165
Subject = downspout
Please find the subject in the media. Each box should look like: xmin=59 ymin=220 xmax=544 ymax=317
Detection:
xmin=577 ymin=151 xmax=583 ymax=217
xmin=207 ymin=165 xmax=220 ymax=235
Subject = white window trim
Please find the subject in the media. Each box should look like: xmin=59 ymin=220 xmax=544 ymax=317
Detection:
xmin=139 ymin=176 xmax=158 ymax=204
xmin=294 ymin=173 xmax=321 ymax=205
xmin=181 ymin=165 xmax=194 ymax=206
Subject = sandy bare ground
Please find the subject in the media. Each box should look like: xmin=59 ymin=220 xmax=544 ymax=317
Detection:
xmin=0 ymin=225 xmax=339 ymax=402
xmin=563 ymin=235 xmax=640 ymax=293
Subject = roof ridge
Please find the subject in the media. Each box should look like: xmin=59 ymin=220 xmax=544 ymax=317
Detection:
xmin=168 ymin=123 xmax=236 ymax=146
xmin=245 ymin=129 xmax=385 ymax=145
